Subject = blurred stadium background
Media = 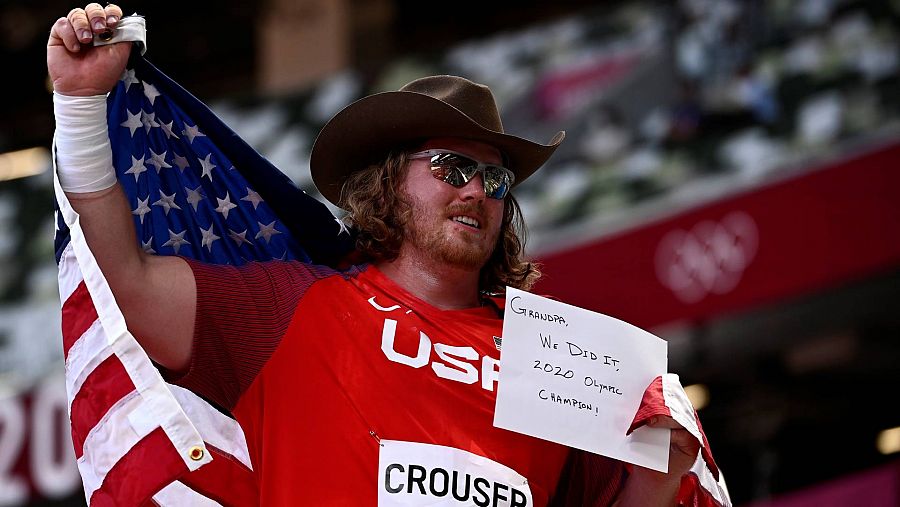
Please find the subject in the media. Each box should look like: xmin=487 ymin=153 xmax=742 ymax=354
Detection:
xmin=1 ymin=0 xmax=899 ymax=505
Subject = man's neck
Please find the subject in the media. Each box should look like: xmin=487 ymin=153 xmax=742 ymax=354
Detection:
xmin=375 ymin=253 xmax=483 ymax=310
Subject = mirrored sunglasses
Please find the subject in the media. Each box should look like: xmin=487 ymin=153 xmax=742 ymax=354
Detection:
xmin=409 ymin=149 xmax=515 ymax=200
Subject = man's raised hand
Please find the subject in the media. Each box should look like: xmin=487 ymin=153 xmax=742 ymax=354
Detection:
xmin=48 ymin=3 xmax=131 ymax=96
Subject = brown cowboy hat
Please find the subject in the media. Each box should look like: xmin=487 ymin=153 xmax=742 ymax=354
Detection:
xmin=310 ymin=75 xmax=565 ymax=207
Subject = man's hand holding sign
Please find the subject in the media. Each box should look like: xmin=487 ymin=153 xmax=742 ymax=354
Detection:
xmin=495 ymin=288 xmax=703 ymax=505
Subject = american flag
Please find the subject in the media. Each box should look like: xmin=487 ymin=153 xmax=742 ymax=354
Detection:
xmin=53 ymin=52 xmax=355 ymax=505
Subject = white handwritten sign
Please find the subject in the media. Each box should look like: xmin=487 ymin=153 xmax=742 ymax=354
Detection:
xmin=493 ymin=288 xmax=670 ymax=472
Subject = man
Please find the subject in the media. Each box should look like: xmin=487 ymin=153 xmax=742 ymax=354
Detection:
xmin=49 ymin=4 xmax=725 ymax=506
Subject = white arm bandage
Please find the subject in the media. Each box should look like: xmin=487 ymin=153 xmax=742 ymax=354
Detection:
xmin=53 ymin=92 xmax=117 ymax=193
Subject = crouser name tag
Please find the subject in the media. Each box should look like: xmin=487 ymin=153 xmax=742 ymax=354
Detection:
xmin=378 ymin=440 xmax=533 ymax=506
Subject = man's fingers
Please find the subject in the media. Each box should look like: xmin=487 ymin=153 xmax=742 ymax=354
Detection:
xmin=50 ymin=16 xmax=81 ymax=52
xmin=67 ymin=7 xmax=92 ymax=44
xmin=104 ymin=4 xmax=124 ymax=27
xmin=646 ymin=416 xmax=684 ymax=429
xmin=85 ymin=3 xmax=108 ymax=34
xmin=57 ymin=4 xmax=124 ymax=51
xmin=671 ymin=428 xmax=701 ymax=456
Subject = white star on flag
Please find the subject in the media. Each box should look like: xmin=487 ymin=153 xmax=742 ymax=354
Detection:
xmin=120 ymin=68 xmax=139 ymax=90
xmin=183 ymin=123 xmax=206 ymax=144
xmin=160 ymin=120 xmax=180 ymax=140
xmin=132 ymin=196 xmax=151 ymax=224
xmin=141 ymin=110 xmax=160 ymax=133
xmin=185 ymin=186 xmax=205 ymax=212
xmin=173 ymin=153 xmax=190 ymax=171
xmin=199 ymin=154 xmax=217 ymax=180
xmin=227 ymin=228 xmax=252 ymax=246
xmin=215 ymin=193 xmax=238 ymax=219
xmin=141 ymin=237 xmax=156 ymax=254
xmin=241 ymin=188 xmax=263 ymax=209
xmin=161 ymin=228 xmax=190 ymax=254
xmin=120 ymin=109 xmax=143 ymax=137
xmin=153 ymin=191 xmax=182 ymax=215
xmin=148 ymin=149 xmax=172 ymax=172
xmin=142 ymin=82 xmax=161 ymax=105
xmin=255 ymin=221 xmax=282 ymax=243
xmin=200 ymin=225 xmax=220 ymax=251
xmin=125 ymin=155 xmax=147 ymax=181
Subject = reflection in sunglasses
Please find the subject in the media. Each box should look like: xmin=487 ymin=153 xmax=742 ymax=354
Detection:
xmin=409 ymin=150 xmax=514 ymax=199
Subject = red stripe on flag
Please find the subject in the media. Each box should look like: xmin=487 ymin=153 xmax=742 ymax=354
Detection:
xmin=627 ymin=375 xmax=669 ymax=434
xmin=695 ymin=410 xmax=720 ymax=480
xmin=70 ymin=355 xmax=137 ymax=459
xmin=89 ymin=427 xmax=188 ymax=507
xmin=677 ymin=471 xmax=725 ymax=507
xmin=179 ymin=444 xmax=258 ymax=506
xmin=62 ymin=281 xmax=98 ymax=359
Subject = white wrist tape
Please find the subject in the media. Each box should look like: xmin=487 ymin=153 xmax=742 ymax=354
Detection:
xmin=53 ymin=92 xmax=118 ymax=193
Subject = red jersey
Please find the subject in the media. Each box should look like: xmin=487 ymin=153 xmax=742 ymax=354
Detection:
xmin=169 ymin=260 xmax=586 ymax=506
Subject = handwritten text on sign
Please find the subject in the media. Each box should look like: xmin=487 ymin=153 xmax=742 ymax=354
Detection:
xmin=493 ymin=288 xmax=670 ymax=472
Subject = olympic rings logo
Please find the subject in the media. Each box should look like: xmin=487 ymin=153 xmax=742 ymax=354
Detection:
xmin=654 ymin=212 xmax=758 ymax=303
